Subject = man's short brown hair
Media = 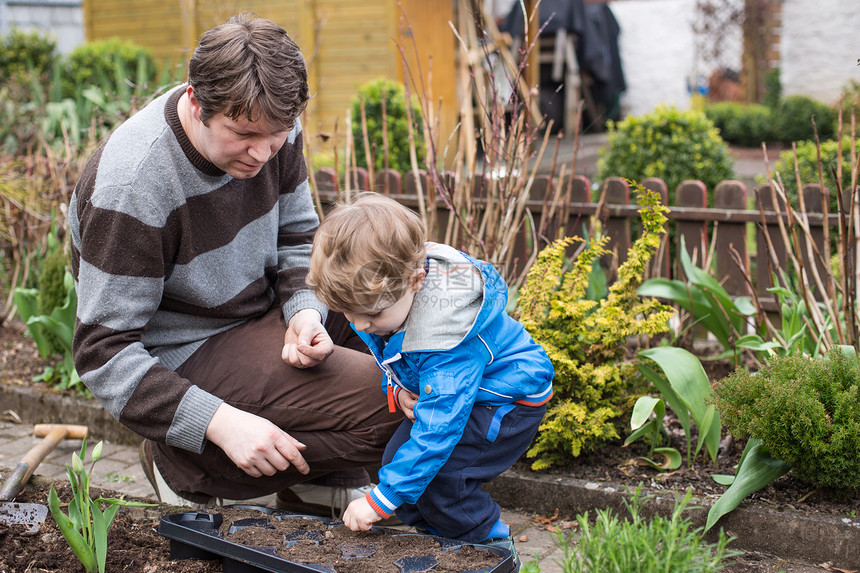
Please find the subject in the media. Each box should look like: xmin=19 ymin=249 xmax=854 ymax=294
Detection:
xmin=188 ymin=12 xmax=309 ymax=131
xmin=307 ymin=193 xmax=426 ymax=312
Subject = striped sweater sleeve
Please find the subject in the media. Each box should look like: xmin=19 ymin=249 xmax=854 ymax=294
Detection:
xmin=69 ymin=87 xmax=323 ymax=453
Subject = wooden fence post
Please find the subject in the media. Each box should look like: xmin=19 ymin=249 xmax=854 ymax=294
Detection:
xmin=675 ymin=180 xmax=708 ymax=276
xmin=531 ymin=174 xmax=553 ymax=248
xmin=433 ymin=172 xmax=457 ymax=245
xmin=347 ymin=167 xmax=370 ymax=192
xmin=315 ymin=168 xmax=338 ymax=193
xmin=404 ymin=169 xmax=433 ymax=235
xmin=755 ymin=184 xmax=788 ymax=310
xmin=602 ymin=177 xmax=630 ymax=275
xmin=714 ymin=181 xmax=749 ymax=296
xmin=375 ymin=168 xmax=401 ymax=196
xmin=563 ymin=176 xmax=591 ymax=241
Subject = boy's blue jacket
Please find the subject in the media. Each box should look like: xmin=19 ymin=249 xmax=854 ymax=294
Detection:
xmin=355 ymin=243 xmax=554 ymax=518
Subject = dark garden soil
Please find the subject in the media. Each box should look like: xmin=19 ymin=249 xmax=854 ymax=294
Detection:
xmin=1 ymin=475 xmax=220 ymax=573
xmin=1 ymin=318 xmax=858 ymax=572
xmin=214 ymin=506 xmax=503 ymax=572
xmin=0 ymin=476 xmax=504 ymax=572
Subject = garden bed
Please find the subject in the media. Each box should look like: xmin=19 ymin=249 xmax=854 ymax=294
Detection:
xmin=0 ymin=474 xmax=217 ymax=572
xmin=2 ymin=318 xmax=858 ymax=571
xmin=1 ymin=477 xmax=511 ymax=573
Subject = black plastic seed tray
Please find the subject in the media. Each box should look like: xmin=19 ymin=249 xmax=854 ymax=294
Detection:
xmin=157 ymin=504 xmax=515 ymax=573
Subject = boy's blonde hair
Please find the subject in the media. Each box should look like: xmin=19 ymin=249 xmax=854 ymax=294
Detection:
xmin=307 ymin=192 xmax=426 ymax=311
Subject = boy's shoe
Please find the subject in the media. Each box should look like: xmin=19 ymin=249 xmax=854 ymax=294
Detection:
xmin=138 ymin=439 xmax=215 ymax=508
xmin=482 ymin=535 xmax=521 ymax=572
xmin=275 ymin=483 xmax=402 ymax=525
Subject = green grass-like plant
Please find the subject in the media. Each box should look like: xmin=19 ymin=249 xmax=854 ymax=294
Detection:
xmin=711 ymin=347 xmax=860 ymax=491
xmin=623 ymin=394 xmax=682 ymax=471
xmin=13 ymin=269 xmax=83 ymax=392
xmin=638 ymin=236 xmax=758 ymax=363
xmin=516 ymin=184 xmax=673 ymax=469
xmin=705 ymin=438 xmax=790 ymax=532
xmin=525 ymin=485 xmax=739 ymax=572
xmin=48 ymin=440 xmax=155 ymax=573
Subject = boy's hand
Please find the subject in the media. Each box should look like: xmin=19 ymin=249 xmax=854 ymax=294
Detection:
xmin=342 ymin=497 xmax=382 ymax=532
xmin=398 ymin=390 xmax=419 ymax=421
xmin=283 ymin=309 xmax=333 ymax=368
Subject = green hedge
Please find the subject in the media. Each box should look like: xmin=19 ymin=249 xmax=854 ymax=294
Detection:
xmin=0 ymin=28 xmax=57 ymax=86
xmin=597 ymin=105 xmax=734 ymax=203
xmin=705 ymin=102 xmax=774 ymax=147
xmin=350 ymin=78 xmax=424 ymax=175
xmin=62 ymin=38 xmax=158 ymax=99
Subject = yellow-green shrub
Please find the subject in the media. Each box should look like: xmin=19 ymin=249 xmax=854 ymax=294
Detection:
xmin=516 ymin=184 xmax=674 ymax=469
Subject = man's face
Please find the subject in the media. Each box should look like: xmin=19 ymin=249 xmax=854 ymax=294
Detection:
xmin=189 ymin=93 xmax=289 ymax=179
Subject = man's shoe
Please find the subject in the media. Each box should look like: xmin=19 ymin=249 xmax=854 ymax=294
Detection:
xmin=482 ymin=535 xmax=521 ymax=572
xmin=138 ymin=439 xmax=214 ymax=508
xmin=276 ymin=483 xmax=402 ymax=525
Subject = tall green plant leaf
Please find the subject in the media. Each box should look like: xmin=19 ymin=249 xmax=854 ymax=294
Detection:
xmin=48 ymin=487 xmax=98 ymax=572
xmin=12 ymin=287 xmax=52 ymax=357
xmin=636 ymin=278 xmax=733 ymax=349
xmin=638 ymin=236 xmax=756 ymax=358
xmin=705 ymin=439 xmax=791 ymax=531
xmin=678 ymin=237 xmax=750 ymax=337
xmin=637 ymin=363 xmax=690 ymax=446
xmin=638 ymin=346 xmax=721 ymax=465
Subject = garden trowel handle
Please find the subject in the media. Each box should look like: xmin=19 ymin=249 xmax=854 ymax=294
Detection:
xmin=0 ymin=423 xmax=89 ymax=501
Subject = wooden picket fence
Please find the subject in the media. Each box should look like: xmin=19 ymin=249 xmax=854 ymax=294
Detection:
xmin=313 ymin=166 xmax=842 ymax=310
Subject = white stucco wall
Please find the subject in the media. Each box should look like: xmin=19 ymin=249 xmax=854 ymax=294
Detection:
xmin=780 ymin=0 xmax=860 ymax=105
xmin=2 ymin=0 xmax=84 ymax=55
xmin=610 ymin=0 xmax=699 ymax=117
xmin=609 ymin=0 xmax=857 ymax=118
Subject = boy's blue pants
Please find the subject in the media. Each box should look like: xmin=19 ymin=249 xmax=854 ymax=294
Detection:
xmin=381 ymin=402 xmax=546 ymax=543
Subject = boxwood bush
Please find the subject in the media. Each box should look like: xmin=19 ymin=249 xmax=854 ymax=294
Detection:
xmin=0 ymin=28 xmax=57 ymax=86
xmin=773 ymin=95 xmax=837 ymax=143
xmin=771 ymin=136 xmax=853 ymax=214
xmin=62 ymin=37 xmax=157 ymax=100
xmin=711 ymin=348 xmax=860 ymax=491
xmin=705 ymin=102 xmax=774 ymax=147
xmin=597 ymin=106 xmax=734 ymax=205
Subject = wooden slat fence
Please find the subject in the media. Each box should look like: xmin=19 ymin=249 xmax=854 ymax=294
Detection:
xmin=313 ymin=167 xmax=843 ymax=308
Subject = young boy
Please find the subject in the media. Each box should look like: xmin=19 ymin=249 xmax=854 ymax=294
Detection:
xmin=306 ymin=193 xmax=554 ymax=562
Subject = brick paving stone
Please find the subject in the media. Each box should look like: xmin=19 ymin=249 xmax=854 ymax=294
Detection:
xmin=1 ymin=436 xmax=41 ymax=458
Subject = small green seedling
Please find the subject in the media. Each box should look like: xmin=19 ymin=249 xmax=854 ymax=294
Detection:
xmin=48 ymin=439 xmax=155 ymax=573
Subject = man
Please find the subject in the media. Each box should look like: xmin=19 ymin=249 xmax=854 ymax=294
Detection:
xmin=69 ymin=13 xmax=402 ymax=511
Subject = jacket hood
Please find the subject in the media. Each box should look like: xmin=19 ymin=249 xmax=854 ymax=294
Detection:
xmin=401 ymin=243 xmax=506 ymax=352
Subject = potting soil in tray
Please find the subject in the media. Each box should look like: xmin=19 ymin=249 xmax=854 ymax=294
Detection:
xmin=158 ymin=505 xmax=515 ymax=573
